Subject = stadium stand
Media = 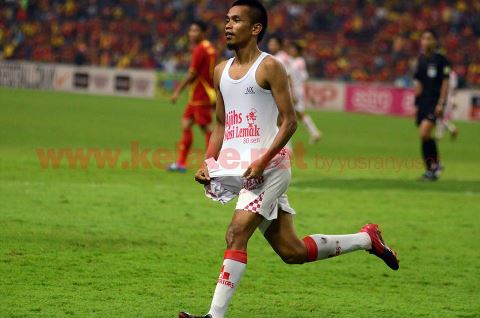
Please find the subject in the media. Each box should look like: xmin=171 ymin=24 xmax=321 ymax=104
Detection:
xmin=1 ymin=0 xmax=479 ymax=87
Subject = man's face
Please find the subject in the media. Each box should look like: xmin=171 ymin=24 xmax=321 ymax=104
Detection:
xmin=188 ymin=24 xmax=203 ymax=44
xmin=225 ymin=5 xmax=255 ymax=50
xmin=268 ymin=38 xmax=280 ymax=54
xmin=420 ymin=32 xmax=436 ymax=52
xmin=288 ymin=45 xmax=299 ymax=57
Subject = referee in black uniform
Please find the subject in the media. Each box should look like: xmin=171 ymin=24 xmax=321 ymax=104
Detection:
xmin=413 ymin=29 xmax=451 ymax=181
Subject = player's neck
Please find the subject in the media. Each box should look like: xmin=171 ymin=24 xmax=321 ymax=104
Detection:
xmin=193 ymin=38 xmax=205 ymax=46
xmin=234 ymin=42 xmax=261 ymax=65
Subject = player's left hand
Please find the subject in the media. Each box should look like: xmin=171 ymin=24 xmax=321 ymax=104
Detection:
xmin=243 ymin=159 xmax=266 ymax=180
xmin=434 ymin=104 xmax=444 ymax=117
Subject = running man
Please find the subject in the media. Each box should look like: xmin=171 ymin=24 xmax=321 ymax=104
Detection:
xmin=180 ymin=1 xmax=399 ymax=317
xmin=289 ymin=41 xmax=322 ymax=143
xmin=268 ymin=35 xmax=321 ymax=143
xmin=413 ymin=29 xmax=452 ymax=181
xmin=436 ymin=70 xmax=459 ymax=140
xmin=168 ymin=21 xmax=217 ymax=172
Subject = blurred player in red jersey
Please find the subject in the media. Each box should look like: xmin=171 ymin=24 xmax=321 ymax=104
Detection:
xmin=168 ymin=21 xmax=217 ymax=172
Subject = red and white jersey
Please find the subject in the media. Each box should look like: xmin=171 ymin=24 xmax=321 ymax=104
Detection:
xmin=208 ymin=52 xmax=288 ymax=177
xmin=289 ymin=56 xmax=308 ymax=100
xmin=448 ymin=70 xmax=458 ymax=96
xmin=274 ymin=50 xmax=292 ymax=76
xmin=445 ymin=70 xmax=458 ymax=115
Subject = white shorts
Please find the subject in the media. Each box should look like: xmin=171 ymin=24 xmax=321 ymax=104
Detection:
xmin=293 ymin=99 xmax=305 ymax=113
xmin=204 ymin=167 xmax=296 ymax=233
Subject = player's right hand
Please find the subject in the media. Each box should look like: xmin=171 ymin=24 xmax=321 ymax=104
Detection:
xmin=171 ymin=91 xmax=179 ymax=104
xmin=194 ymin=166 xmax=211 ymax=185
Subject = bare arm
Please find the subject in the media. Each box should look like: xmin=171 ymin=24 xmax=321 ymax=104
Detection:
xmin=287 ymin=75 xmax=296 ymax=103
xmin=414 ymin=80 xmax=422 ymax=97
xmin=435 ymin=78 xmax=449 ymax=116
xmin=171 ymin=70 xmax=197 ymax=103
xmin=195 ymin=62 xmax=226 ymax=184
xmin=244 ymin=57 xmax=297 ymax=179
xmin=205 ymin=62 xmax=226 ymax=160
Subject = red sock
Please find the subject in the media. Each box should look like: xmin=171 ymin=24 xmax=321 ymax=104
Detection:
xmin=205 ymin=130 xmax=212 ymax=149
xmin=177 ymin=128 xmax=193 ymax=167
xmin=302 ymin=236 xmax=318 ymax=262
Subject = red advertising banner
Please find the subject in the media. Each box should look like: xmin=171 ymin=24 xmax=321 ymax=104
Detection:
xmin=345 ymin=84 xmax=416 ymax=117
xmin=304 ymin=81 xmax=345 ymax=111
xmin=470 ymin=94 xmax=480 ymax=121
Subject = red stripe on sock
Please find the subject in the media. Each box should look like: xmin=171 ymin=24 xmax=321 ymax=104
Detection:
xmin=224 ymin=250 xmax=248 ymax=264
xmin=302 ymin=236 xmax=318 ymax=262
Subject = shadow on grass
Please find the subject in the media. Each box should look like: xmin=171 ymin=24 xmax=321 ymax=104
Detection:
xmin=290 ymin=177 xmax=480 ymax=194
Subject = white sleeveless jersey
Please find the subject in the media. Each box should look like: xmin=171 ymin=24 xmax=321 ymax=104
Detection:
xmin=289 ymin=56 xmax=308 ymax=99
xmin=274 ymin=51 xmax=292 ymax=76
xmin=208 ymin=52 xmax=287 ymax=177
xmin=445 ymin=71 xmax=458 ymax=113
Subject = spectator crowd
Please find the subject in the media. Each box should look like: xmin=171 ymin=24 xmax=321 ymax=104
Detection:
xmin=1 ymin=0 xmax=479 ymax=87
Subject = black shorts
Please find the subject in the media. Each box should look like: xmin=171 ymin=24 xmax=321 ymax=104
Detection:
xmin=415 ymin=101 xmax=437 ymax=126
xmin=416 ymin=109 xmax=437 ymax=126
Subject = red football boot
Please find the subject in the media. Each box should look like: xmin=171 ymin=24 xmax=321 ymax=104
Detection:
xmin=360 ymin=223 xmax=399 ymax=270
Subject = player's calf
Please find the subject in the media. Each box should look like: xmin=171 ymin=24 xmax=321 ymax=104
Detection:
xmin=276 ymin=243 xmax=308 ymax=264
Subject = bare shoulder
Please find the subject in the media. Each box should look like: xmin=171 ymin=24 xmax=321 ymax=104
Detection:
xmin=215 ymin=60 xmax=228 ymax=74
xmin=257 ymin=55 xmax=288 ymax=88
xmin=214 ymin=60 xmax=228 ymax=84
xmin=260 ymin=55 xmax=286 ymax=75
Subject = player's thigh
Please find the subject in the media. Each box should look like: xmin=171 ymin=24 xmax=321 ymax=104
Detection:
xmin=181 ymin=117 xmax=194 ymax=130
xmin=419 ymin=118 xmax=435 ymax=140
xmin=294 ymin=98 xmax=306 ymax=115
xmin=226 ymin=210 xmax=264 ymax=244
xmin=263 ymin=210 xmax=305 ymax=257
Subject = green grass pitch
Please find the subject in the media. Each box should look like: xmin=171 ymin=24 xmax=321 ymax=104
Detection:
xmin=1 ymin=87 xmax=479 ymax=317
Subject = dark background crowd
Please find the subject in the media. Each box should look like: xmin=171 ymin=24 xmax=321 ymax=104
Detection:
xmin=1 ymin=0 xmax=480 ymax=87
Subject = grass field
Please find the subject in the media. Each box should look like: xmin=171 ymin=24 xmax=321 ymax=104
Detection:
xmin=1 ymin=87 xmax=479 ymax=318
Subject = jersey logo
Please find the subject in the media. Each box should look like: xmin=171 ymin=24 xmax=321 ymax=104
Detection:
xmin=246 ymin=108 xmax=257 ymax=126
xmin=244 ymin=86 xmax=255 ymax=94
xmin=427 ymin=64 xmax=437 ymax=78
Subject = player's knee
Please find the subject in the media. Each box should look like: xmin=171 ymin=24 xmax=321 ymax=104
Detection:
xmin=181 ymin=120 xmax=192 ymax=130
xmin=420 ymin=132 xmax=431 ymax=142
xmin=225 ymin=223 xmax=249 ymax=249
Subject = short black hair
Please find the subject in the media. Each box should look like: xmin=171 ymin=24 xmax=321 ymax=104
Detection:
xmin=191 ymin=20 xmax=208 ymax=33
xmin=423 ymin=28 xmax=439 ymax=40
xmin=268 ymin=34 xmax=283 ymax=47
xmin=231 ymin=0 xmax=268 ymax=43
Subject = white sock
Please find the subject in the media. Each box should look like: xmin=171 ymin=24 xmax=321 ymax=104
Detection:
xmin=208 ymin=250 xmax=247 ymax=318
xmin=436 ymin=121 xmax=446 ymax=138
xmin=445 ymin=120 xmax=457 ymax=133
xmin=302 ymin=114 xmax=320 ymax=138
xmin=303 ymin=233 xmax=371 ymax=261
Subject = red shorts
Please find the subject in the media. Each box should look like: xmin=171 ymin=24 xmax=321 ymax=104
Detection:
xmin=183 ymin=104 xmax=212 ymax=126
